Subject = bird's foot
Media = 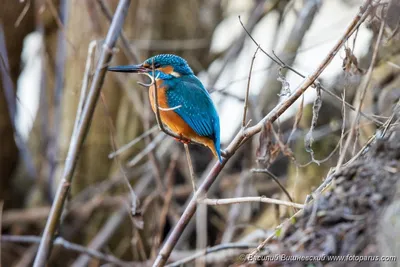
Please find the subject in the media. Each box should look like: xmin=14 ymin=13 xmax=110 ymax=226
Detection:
xmin=174 ymin=134 xmax=190 ymax=144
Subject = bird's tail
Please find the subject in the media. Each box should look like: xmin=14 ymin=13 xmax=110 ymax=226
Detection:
xmin=203 ymin=138 xmax=222 ymax=163
xmin=214 ymin=137 xmax=222 ymax=163
xmin=213 ymin=120 xmax=222 ymax=163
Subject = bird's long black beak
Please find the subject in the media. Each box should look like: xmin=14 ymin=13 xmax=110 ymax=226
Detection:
xmin=107 ymin=64 xmax=149 ymax=73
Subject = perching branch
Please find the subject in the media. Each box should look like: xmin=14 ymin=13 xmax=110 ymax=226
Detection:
xmin=184 ymin=143 xmax=197 ymax=191
xmin=33 ymin=1 xmax=131 ymax=266
xmin=153 ymin=2 xmax=373 ymax=265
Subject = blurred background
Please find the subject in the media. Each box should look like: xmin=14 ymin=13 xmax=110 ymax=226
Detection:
xmin=1 ymin=0 xmax=399 ymax=266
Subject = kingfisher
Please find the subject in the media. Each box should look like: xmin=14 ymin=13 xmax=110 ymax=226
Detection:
xmin=108 ymin=54 xmax=222 ymax=162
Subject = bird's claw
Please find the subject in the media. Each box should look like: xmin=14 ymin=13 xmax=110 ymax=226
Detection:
xmin=174 ymin=135 xmax=190 ymax=144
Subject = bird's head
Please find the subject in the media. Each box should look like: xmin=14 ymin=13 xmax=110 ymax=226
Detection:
xmin=108 ymin=54 xmax=194 ymax=80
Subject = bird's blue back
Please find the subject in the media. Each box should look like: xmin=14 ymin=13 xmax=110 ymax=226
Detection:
xmin=160 ymin=75 xmax=221 ymax=161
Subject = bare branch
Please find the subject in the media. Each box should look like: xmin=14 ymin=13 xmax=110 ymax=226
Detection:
xmin=239 ymin=4 xmax=383 ymax=127
xmin=2 ymin=235 xmax=134 ymax=267
xmin=336 ymin=14 xmax=385 ymax=170
xmin=167 ymin=243 xmax=259 ymax=267
xmin=200 ymin=197 xmax=304 ymax=209
xmin=251 ymin=169 xmax=294 ymax=204
xmin=72 ymin=40 xmax=97 ymax=144
xmin=242 ymin=46 xmax=259 ymax=127
xmin=127 ymin=132 xmax=165 ymax=167
xmin=184 ymin=144 xmax=197 ymax=191
xmin=108 ymin=125 xmax=158 ymax=159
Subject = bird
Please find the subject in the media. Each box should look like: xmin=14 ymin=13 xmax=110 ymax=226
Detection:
xmin=108 ymin=54 xmax=222 ymax=163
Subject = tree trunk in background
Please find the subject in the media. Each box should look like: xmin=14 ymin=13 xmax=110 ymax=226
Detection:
xmin=0 ymin=0 xmax=35 ymax=207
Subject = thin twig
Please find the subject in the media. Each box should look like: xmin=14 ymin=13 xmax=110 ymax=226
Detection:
xmin=336 ymin=15 xmax=385 ymax=170
xmin=212 ymin=63 xmax=382 ymax=125
xmin=221 ymin=171 xmax=250 ymax=243
xmin=207 ymin=0 xmax=271 ymax=87
xmin=44 ymin=0 xmax=76 ymax=51
xmin=108 ymin=125 xmax=158 ymax=159
xmin=100 ymin=92 xmax=141 ymax=218
xmin=127 ymin=132 xmax=165 ymax=167
xmin=72 ymin=171 xmax=155 ymax=267
xmin=287 ymin=94 xmax=304 ymax=143
xmin=200 ymin=197 xmax=304 ymax=209
xmin=184 ymin=143 xmax=197 ymax=192
xmin=153 ymin=2 xmax=372 ymax=265
xmin=33 ymin=1 xmax=131 ymax=265
xmin=152 ymin=154 xmax=178 ymax=257
xmin=249 ymin=208 xmax=304 ymax=257
xmin=251 ymin=169 xmax=294 ymax=204
xmin=195 ymin=203 xmax=207 ymax=267
xmin=14 ymin=0 xmax=31 ymax=27
xmin=96 ymin=0 xmax=141 ymax=63
xmin=242 ymin=46 xmax=260 ymax=127
xmin=166 ymin=243 xmax=259 ymax=267
xmin=239 ymin=6 xmax=383 ymax=127
xmin=2 ymin=235 xmax=133 ymax=267
xmin=71 ymin=208 xmax=129 ymax=267
xmin=142 ymin=81 xmax=166 ymax=194
xmin=72 ymin=40 xmax=97 ymax=143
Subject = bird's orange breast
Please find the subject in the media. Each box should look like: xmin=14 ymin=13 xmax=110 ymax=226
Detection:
xmin=149 ymin=80 xmax=218 ymax=157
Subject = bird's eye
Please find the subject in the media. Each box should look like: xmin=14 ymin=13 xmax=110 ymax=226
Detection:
xmin=154 ymin=63 xmax=161 ymax=68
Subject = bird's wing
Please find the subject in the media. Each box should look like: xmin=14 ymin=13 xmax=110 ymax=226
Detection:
xmin=165 ymin=76 xmax=218 ymax=139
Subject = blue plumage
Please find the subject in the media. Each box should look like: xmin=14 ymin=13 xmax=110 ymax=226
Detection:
xmin=162 ymin=75 xmax=221 ymax=162
xmin=144 ymin=54 xmax=194 ymax=76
